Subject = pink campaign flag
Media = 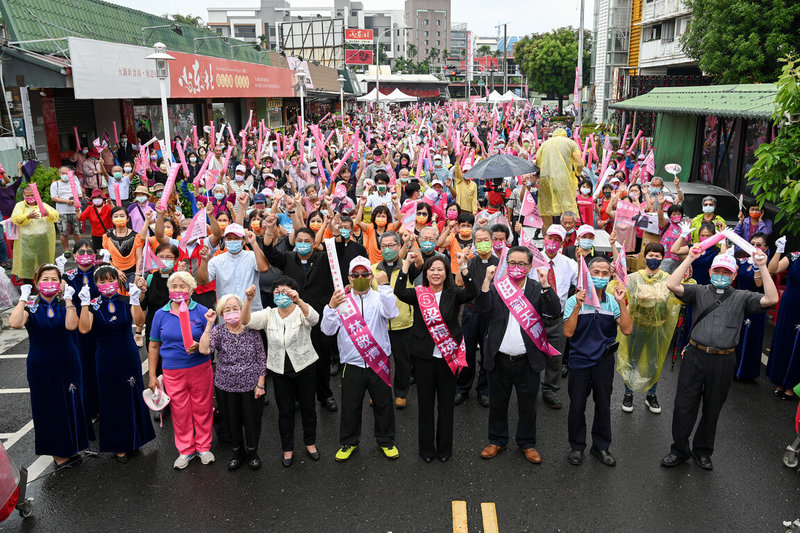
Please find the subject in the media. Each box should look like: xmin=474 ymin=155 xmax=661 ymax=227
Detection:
xmin=179 ymin=209 xmax=208 ymax=252
xmin=140 ymin=241 xmax=166 ymax=274
xmin=519 ymin=231 xmax=550 ymax=270
xmin=572 ymin=66 xmax=580 ymax=112
xmin=520 ymin=189 xmax=543 ymax=228
xmin=614 ymin=246 xmax=629 ymax=288
xmin=577 ymin=255 xmax=602 ymax=310
xmin=643 ymin=149 xmax=655 ymax=176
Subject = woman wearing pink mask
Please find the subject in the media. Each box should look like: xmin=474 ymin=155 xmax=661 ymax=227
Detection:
xmin=9 ymin=264 xmax=92 ymax=468
xmin=78 ymin=265 xmax=154 ymax=463
xmin=10 ymin=184 xmax=60 ymax=283
xmin=198 ymin=293 xmax=266 ymax=472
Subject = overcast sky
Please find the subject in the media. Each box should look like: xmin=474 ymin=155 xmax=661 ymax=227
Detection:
xmin=115 ymin=0 xmax=593 ymax=39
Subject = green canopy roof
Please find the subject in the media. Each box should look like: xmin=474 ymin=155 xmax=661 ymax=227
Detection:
xmin=0 ymin=0 xmax=270 ymax=65
xmin=610 ymin=84 xmax=777 ymax=120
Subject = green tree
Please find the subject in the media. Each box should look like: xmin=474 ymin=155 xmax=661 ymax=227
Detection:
xmin=165 ymin=13 xmax=204 ymax=27
xmin=477 ymin=44 xmax=492 ymax=57
xmin=258 ymin=33 xmax=269 ymax=49
xmin=746 ymin=57 xmax=800 ymax=234
xmin=681 ymin=0 xmax=800 ymax=83
xmin=378 ymin=42 xmax=390 ymax=66
xmin=514 ymin=27 xmax=591 ymax=112
xmin=407 ymin=43 xmax=418 ymax=60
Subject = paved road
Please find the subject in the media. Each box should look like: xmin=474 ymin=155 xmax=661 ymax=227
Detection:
xmin=1 ymin=324 xmax=799 ymax=532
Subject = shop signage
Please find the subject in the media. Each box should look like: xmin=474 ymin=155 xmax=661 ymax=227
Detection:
xmin=345 ymin=49 xmax=373 ymax=65
xmin=345 ymin=29 xmax=373 ymax=44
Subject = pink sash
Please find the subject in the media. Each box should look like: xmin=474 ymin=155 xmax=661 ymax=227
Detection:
xmin=414 ymin=286 xmax=467 ymax=375
xmin=337 ymin=294 xmax=392 ymax=387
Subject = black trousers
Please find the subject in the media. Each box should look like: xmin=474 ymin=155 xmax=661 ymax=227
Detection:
xmin=568 ymin=354 xmax=614 ymax=452
xmin=272 ymin=365 xmax=317 ymax=452
xmin=456 ymin=308 xmax=489 ymax=397
xmin=670 ymin=345 xmax=736 ymax=459
xmin=487 ymin=353 xmax=540 ymax=449
xmin=542 ymin=316 xmax=566 ymax=398
xmin=339 ymin=364 xmax=395 ymax=447
xmin=416 ymin=357 xmax=457 ymax=458
xmin=390 ymin=329 xmax=413 ymax=398
xmin=215 ymin=387 xmax=264 ymax=451
xmin=311 ymin=323 xmax=334 ymax=402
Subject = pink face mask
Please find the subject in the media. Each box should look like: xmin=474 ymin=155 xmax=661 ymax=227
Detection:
xmin=492 ymin=241 xmax=505 ymax=252
xmin=544 ymin=240 xmax=561 ymax=254
xmin=446 ymin=211 xmax=458 ymax=220
xmin=38 ymin=281 xmax=60 ymax=297
xmin=507 ymin=265 xmax=527 ymax=281
xmin=169 ymin=291 xmax=190 ymax=303
xmin=97 ymin=282 xmax=118 ymax=297
xmin=670 ymin=216 xmax=682 ymax=225
xmin=223 ymin=311 xmax=241 ymax=326
xmin=76 ymin=254 xmax=95 ymax=267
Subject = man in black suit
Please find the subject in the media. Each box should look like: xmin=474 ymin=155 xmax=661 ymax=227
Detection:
xmin=475 ymin=246 xmax=562 ymax=463
xmin=116 ymin=132 xmax=134 ymax=165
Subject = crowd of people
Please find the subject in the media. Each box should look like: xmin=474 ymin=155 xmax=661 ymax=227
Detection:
xmin=3 ymin=101 xmax=795 ymax=474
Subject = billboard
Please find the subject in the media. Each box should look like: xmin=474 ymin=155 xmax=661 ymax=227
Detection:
xmin=279 ymin=18 xmax=345 ymax=69
xmin=345 ymin=28 xmax=374 ymax=44
xmin=69 ymin=37 xmax=162 ymax=99
xmin=345 ymin=49 xmax=374 ymax=65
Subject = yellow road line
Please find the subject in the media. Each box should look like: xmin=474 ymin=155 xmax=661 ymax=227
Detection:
xmin=481 ymin=502 xmax=499 ymax=533
xmin=452 ymin=500 xmax=468 ymax=533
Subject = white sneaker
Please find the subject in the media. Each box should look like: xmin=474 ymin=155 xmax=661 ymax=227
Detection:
xmin=198 ymin=451 xmax=215 ymax=465
xmin=173 ymin=453 xmax=195 ymax=470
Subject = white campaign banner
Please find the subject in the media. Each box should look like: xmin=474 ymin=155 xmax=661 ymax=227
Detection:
xmin=69 ymin=37 xmax=165 ymax=99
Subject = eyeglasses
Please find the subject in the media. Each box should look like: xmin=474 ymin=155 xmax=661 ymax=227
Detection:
xmin=381 ymin=243 xmax=400 ymax=249
xmin=416 ymin=212 xmax=427 ymax=217
xmin=703 ymin=203 xmax=714 ymax=208
xmin=507 ymin=261 xmax=529 ymax=268
xmin=349 ymin=271 xmax=373 ymax=278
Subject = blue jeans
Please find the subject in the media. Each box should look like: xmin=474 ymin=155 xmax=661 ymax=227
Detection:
xmin=624 ymin=383 xmax=657 ymax=395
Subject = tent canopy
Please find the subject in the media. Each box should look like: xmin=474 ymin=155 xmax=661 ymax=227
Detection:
xmin=355 ymin=88 xmax=391 ymax=102
xmin=387 ymin=88 xmax=418 ymax=102
xmin=499 ymin=90 xmax=525 ymax=102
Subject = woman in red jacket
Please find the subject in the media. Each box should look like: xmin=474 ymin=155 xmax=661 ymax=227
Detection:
xmin=78 ymin=189 xmax=112 ymax=250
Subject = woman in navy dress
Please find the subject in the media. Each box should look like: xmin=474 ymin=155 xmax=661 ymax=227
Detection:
xmin=78 ymin=265 xmax=155 ymax=462
xmin=766 ymin=236 xmax=800 ymax=400
xmin=734 ymin=233 xmax=768 ymax=380
xmin=9 ymin=264 xmax=92 ymax=467
xmin=64 ymin=239 xmax=101 ymax=419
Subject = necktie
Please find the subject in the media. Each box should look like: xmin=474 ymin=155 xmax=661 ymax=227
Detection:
xmin=548 ymin=260 xmax=557 ymax=293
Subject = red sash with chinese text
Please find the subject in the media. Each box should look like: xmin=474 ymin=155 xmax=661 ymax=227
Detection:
xmin=415 ymin=286 xmax=467 ymax=375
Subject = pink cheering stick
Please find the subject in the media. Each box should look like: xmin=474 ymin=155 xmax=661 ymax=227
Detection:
xmin=66 ymin=170 xmax=82 ymax=209
xmin=176 ymin=142 xmax=190 ymax=178
xmin=192 ymin=126 xmax=198 ymax=150
xmin=29 ymin=182 xmax=48 ymax=218
xmin=244 ymin=109 xmax=253 ymax=133
xmin=330 ymin=147 xmax=354 ymax=178
xmin=193 ymin=151 xmax=215 ymax=189
xmin=208 ymin=121 xmax=214 ymax=145
xmin=178 ymin=301 xmax=195 ymax=351
xmin=691 ymin=231 xmax=727 ymax=255
xmin=159 ymin=164 xmax=181 ymax=211
xmin=627 ymin=130 xmax=643 ymax=155
xmin=113 ymin=183 xmax=122 ymax=207
xmin=313 ymin=148 xmax=326 ymax=185
xmin=220 ymin=145 xmax=234 ymax=177
xmin=112 ymin=122 xmax=119 ymax=144
xmin=319 ymin=112 xmax=330 ymax=124
xmin=620 ymin=124 xmax=631 ymax=150
xmin=415 ymin=146 xmax=425 ymax=178
xmin=73 ymin=127 xmax=81 ymax=151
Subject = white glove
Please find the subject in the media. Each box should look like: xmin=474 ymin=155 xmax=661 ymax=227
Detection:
xmin=776 ymin=235 xmax=787 ymax=254
xmin=63 ymin=285 xmax=75 ymax=301
xmin=99 ymin=249 xmax=111 ymax=263
xmin=679 ymin=222 xmax=692 ymax=239
xmin=19 ymin=284 xmax=32 ymax=303
xmin=55 ymin=254 xmax=68 ymax=274
xmin=78 ymin=285 xmax=92 ymax=306
xmin=128 ymin=285 xmax=141 ymax=306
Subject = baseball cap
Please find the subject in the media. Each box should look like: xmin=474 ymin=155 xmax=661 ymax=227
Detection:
xmin=576 ymin=224 xmax=595 ymax=237
xmin=235 ymin=164 xmax=246 ymax=173
xmin=224 ymin=223 xmax=246 ymax=238
xmin=348 ymin=256 xmax=372 ymax=273
xmin=253 ymin=193 xmax=267 ymax=204
xmin=710 ymin=253 xmax=737 ymax=273
xmin=545 ymin=224 xmax=566 ymax=240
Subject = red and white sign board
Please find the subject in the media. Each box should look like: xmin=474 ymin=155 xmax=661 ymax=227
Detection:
xmin=345 ymin=28 xmax=374 ymax=44
xmin=345 ymin=49 xmax=374 ymax=65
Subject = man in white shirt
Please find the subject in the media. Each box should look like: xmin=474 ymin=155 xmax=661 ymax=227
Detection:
xmin=50 ymin=165 xmax=85 ymax=253
xmin=365 ymin=172 xmax=396 ymax=217
xmin=321 ymin=256 xmax=400 ymax=462
xmin=106 ymin=165 xmax=131 ymax=207
xmin=531 ymin=224 xmax=577 ymax=408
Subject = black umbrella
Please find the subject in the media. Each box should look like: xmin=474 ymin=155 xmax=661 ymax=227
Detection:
xmin=463 ymin=154 xmax=538 ymax=181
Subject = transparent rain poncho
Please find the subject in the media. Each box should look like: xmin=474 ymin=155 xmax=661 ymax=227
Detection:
xmin=534 ymin=129 xmax=582 ymax=216
xmin=10 ymin=201 xmax=58 ymax=280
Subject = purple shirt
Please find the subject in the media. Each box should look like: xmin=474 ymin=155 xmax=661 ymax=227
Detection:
xmin=208 ymin=325 xmax=266 ymax=392
xmin=127 ymin=201 xmax=156 ymax=233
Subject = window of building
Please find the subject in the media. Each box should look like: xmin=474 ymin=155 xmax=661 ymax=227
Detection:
xmin=424 ymin=31 xmax=428 ymax=36
xmin=425 ymin=40 xmax=429 ymax=45
xmin=436 ymin=19 xmax=441 ymax=25
xmin=424 ymin=19 xmax=429 ymax=25
xmin=662 ymin=20 xmax=675 ymax=42
xmin=436 ymin=31 xmax=440 ymax=36
xmin=643 ymin=24 xmax=661 ymax=42
xmin=437 ymin=40 xmax=441 ymax=45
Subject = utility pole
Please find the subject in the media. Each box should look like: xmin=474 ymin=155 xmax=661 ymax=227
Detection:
xmin=503 ymin=23 xmax=508 ymax=93
xmin=577 ymin=0 xmax=585 ymax=124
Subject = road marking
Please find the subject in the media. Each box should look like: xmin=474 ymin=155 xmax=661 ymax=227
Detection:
xmin=26 ymin=455 xmax=53 ymax=486
xmin=3 ymin=420 xmax=34 ymax=449
xmin=0 ymin=353 xmax=26 ymax=359
xmin=452 ymin=500 xmax=468 ymax=533
xmin=0 ymin=388 xmax=30 ymax=394
xmin=481 ymin=502 xmax=499 ymax=533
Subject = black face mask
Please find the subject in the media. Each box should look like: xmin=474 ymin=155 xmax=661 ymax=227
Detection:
xmin=603 ymin=191 xmax=612 ymax=199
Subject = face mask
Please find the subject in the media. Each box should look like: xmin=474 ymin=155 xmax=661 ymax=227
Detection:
xmin=377 ymin=185 xmax=387 ymax=193
xmin=340 ymin=229 xmax=351 ymax=240
xmin=295 ymin=242 xmax=312 ymax=256
xmin=645 ymin=258 xmax=662 ymax=271
xmin=160 ymin=259 xmax=175 ymax=271
xmin=320 ymin=210 xmax=329 ymax=217
xmin=265 ymin=162 xmax=273 ymax=168
xmin=708 ymin=273 xmax=732 ymax=289
xmin=603 ymin=190 xmax=612 ymax=199
xmin=749 ymin=211 xmax=760 ymax=219
xmin=214 ymin=193 xmax=225 ymax=200
xmin=159 ymin=165 xmax=168 ymax=172
xmin=507 ymin=265 xmax=527 ymax=281
xmin=250 ymin=220 xmax=261 ymax=232
xmin=649 ymin=187 xmax=661 ymax=195
xmin=375 ymin=216 xmax=387 ymax=228
xmin=83 ymin=149 xmax=89 ymax=155
xmin=580 ymin=187 xmax=591 ymax=195
xmin=382 ymin=247 xmax=399 ymax=262
xmin=92 ymin=198 xmax=104 ymax=207
xmin=416 ymin=215 xmax=428 ymax=225
xmin=226 ymin=240 xmax=243 ymax=254
xmin=629 ymin=194 xmax=640 ymax=202
xmin=133 ymin=195 xmax=145 ymax=204
xmin=164 ymin=227 xmax=175 ymax=238
xmin=189 ymin=157 xmax=197 ymax=163
xmin=446 ymin=211 xmax=458 ymax=220
xmin=97 ymin=282 xmax=118 ymax=297
xmin=60 ymin=174 xmax=70 ymax=182
xmin=291 ymin=160 xmax=299 ymax=166
xmin=274 ymin=293 xmax=293 ymax=309
xmin=169 ymin=291 xmax=190 ymax=302
xmin=123 ymin=166 xmax=132 ymax=173
xmin=702 ymin=205 xmax=714 ymax=214
xmin=149 ymin=155 xmax=158 ymax=161
xmin=38 ymin=281 xmax=60 ymax=297
xmin=475 ymin=241 xmax=491 ymax=254
xmin=76 ymin=254 xmax=94 ymax=267
xmin=579 ymin=238 xmax=593 ymax=250
xmin=400 ymin=177 xmax=409 ymax=183
xmin=120 ymin=138 xmax=127 ymax=144
xmin=434 ymin=162 xmax=442 ymax=168
xmin=223 ymin=311 xmax=241 ymax=326
xmin=113 ymin=172 xmax=123 ymax=180
xmin=591 ymin=276 xmax=609 ymax=290
xmin=459 ymin=227 xmax=473 ymax=238
xmin=235 ymin=174 xmax=245 ymax=182
xmin=492 ymin=241 xmax=505 ymax=253
xmin=25 ymin=197 xmax=36 ymax=205
xmin=351 ymin=276 xmax=371 ymax=292
xmin=218 ymin=221 xmax=229 ymax=232
xmin=420 ymin=240 xmax=436 ymax=253
xmin=309 ymin=221 xmax=323 ymax=232
xmin=670 ymin=215 xmax=683 ymax=225
xmin=564 ymin=228 xmax=575 ymax=234
xmin=265 ymin=182 xmax=276 ymax=189
xmin=112 ymin=218 xmax=127 ymax=227
xmin=544 ymin=240 xmax=560 ymax=254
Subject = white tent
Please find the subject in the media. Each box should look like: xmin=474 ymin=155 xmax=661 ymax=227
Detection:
xmin=475 ymin=90 xmax=504 ymax=104
xmin=355 ymin=88 xmax=392 ymax=103
xmin=386 ymin=88 xmax=418 ymax=103
xmin=498 ymin=90 xmax=526 ymax=102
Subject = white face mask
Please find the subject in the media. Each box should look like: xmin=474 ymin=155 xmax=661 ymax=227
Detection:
xmin=580 ymin=187 xmax=591 ymax=195
xmin=92 ymin=198 xmax=104 ymax=207
xmin=123 ymin=166 xmax=132 ymax=173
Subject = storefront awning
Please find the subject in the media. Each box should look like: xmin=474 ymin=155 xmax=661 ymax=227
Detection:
xmin=610 ymin=84 xmax=777 ymax=120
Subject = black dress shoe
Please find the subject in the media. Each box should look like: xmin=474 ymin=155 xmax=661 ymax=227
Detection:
xmin=227 ymin=457 xmax=242 ymax=471
xmin=693 ymin=454 xmax=713 ymax=471
xmin=54 ymin=454 xmax=82 ymax=469
xmin=247 ymin=450 xmax=262 ymax=470
xmin=438 ymin=454 xmax=451 ymax=463
xmin=114 ymin=453 xmax=129 ymax=464
xmin=454 ymin=392 xmax=467 ymax=406
xmin=324 ymin=397 xmax=338 ymax=412
xmin=306 ymin=448 xmax=320 ymax=461
xmin=568 ymin=450 xmax=584 ymax=465
xmin=420 ymin=453 xmax=433 ymax=463
xmin=478 ymin=395 xmax=490 ymax=408
xmin=590 ymin=446 xmax=616 ymax=467
xmin=281 ymin=455 xmax=293 ymax=468
xmin=660 ymin=453 xmax=688 ymax=468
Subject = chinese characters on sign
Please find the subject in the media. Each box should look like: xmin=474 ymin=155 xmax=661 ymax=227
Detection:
xmin=345 ymin=28 xmax=374 ymax=44
xmin=345 ymin=49 xmax=374 ymax=65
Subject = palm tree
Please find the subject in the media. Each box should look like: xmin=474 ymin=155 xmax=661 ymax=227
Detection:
xmin=477 ymin=44 xmax=492 ymax=57
xmin=407 ymin=43 xmax=418 ymax=60
xmin=258 ymin=33 xmax=269 ymax=49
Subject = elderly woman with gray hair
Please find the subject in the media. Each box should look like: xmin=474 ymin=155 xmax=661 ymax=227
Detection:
xmin=147 ymin=271 xmax=214 ymax=470
xmin=198 ymin=293 xmax=266 ymax=472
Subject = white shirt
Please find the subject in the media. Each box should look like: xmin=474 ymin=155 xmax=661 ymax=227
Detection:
xmin=320 ymin=285 xmax=399 ymax=367
xmin=366 ymin=191 xmax=396 ymax=216
xmin=107 ymin=175 xmax=131 ymax=201
xmin=50 ymin=179 xmax=83 ymax=215
xmin=498 ymin=280 xmax=528 ymax=356
xmin=430 ymin=290 xmax=444 ymax=359
xmin=207 ymin=250 xmax=262 ymax=311
xmin=528 ymin=252 xmax=577 ymax=312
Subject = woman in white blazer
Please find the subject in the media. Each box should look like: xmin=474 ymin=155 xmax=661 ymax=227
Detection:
xmin=241 ymin=277 xmax=320 ymax=468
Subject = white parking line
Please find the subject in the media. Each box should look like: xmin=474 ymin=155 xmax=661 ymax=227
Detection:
xmin=26 ymin=455 xmax=53 ymax=486
xmin=0 ymin=353 xmax=26 ymax=359
xmin=0 ymin=388 xmax=30 ymax=394
xmin=2 ymin=420 xmax=33 ymax=449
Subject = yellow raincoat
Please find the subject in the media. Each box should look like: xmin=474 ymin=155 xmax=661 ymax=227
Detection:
xmin=614 ymin=270 xmax=682 ymax=392
xmin=10 ymin=200 xmax=59 ymax=280
xmin=534 ymin=129 xmax=583 ymax=216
